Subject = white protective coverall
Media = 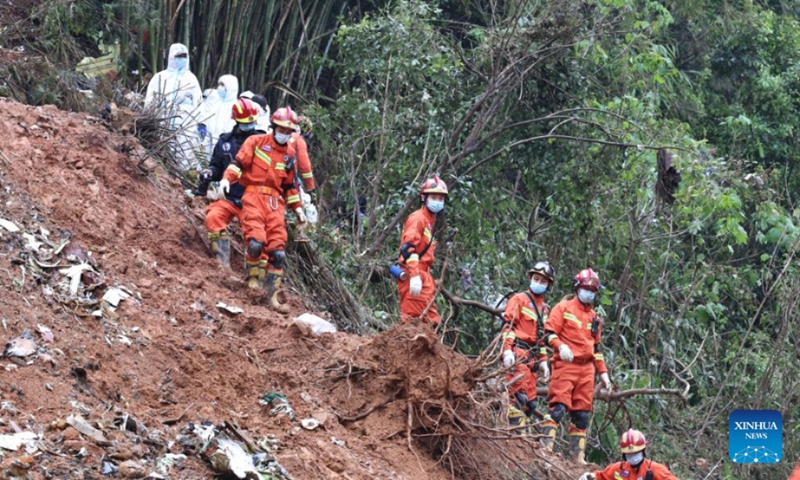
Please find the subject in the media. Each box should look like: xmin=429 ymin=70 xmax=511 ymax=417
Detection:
xmin=145 ymin=43 xmax=203 ymax=170
xmin=200 ymin=74 xmax=239 ymax=158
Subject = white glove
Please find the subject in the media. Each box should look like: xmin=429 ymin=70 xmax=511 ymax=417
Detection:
xmin=409 ymin=275 xmax=422 ymax=297
xmin=600 ymin=372 xmax=612 ymax=391
xmin=579 ymin=473 xmax=596 ymax=480
xmin=559 ymin=344 xmax=574 ymax=363
xmin=502 ymin=350 xmax=515 ymax=368
xmin=294 ymin=207 xmax=307 ymax=224
xmin=218 ymin=178 xmax=230 ymax=195
xmin=539 ymin=361 xmax=550 ymax=381
xmin=305 ymin=204 xmax=318 ymax=224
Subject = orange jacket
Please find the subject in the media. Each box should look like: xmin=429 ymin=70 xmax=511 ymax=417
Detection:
xmin=544 ymin=296 xmax=607 ymax=374
xmin=224 ymin=134 xmax=302 ymax=210
xmin=398 ymin=206 xmax=437 ymax=277
xmin=290 ymin=133 xmax=315 ymax=192
xmin=789 ymin=462 xmax=800 ymax=480
xmin=502 ymin=291 xmax=548 ymax=362
xmin=595 ymin=459 xmax=678 ymax=480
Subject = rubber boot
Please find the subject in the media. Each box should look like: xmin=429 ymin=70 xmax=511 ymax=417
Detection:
xmin=209 ymin=231 xmax=231 ymax=268
xmin=265 ymin=270 xmax=291 ymax=313
xmin=541 ymin=418 xmax=557 ymax=451
xmin=567 ymin=426 xmax=587 ymax=464
xmin=246 ymin=260 xmax=264 ymax=290
xmin=508 ymin=406 xmax=526 ymax=435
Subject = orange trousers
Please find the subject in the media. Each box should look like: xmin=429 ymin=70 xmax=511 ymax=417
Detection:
xmin=205 ymin=200 xmax=242 ymax=233
xmin=548 ymin=360 xmax=595 ymax=411
xmin=241 ymin=192 xmax=287 ymax=262
xmin=397 ymin=269 xmax=440 ymax=325
xmin=790 ymin=463 xmax=800 ymax=480
xmin=506 ymin=347 xmax=538 ymax=402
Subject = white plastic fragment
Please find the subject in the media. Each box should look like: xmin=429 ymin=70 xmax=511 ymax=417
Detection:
xmin=59 ymin=263 xmax=94 ymax=295
xmin=216 ymin=302 xmax=243 ymax=315
xmin=292 ymin=313 xmax=337 ymax=335
xmin=300 ymin=418 xmax=320 ymax=430
xmin=0 ymin=431 xmax=37 ymax=451
xmin=103 ymin=287 xmax=131 ymax=307
xmin=0 ymin=218 xmax=19 ymax=232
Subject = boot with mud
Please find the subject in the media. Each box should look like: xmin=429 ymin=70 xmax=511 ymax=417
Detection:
xmin=265 ymin=270 xmax=291 ymax=313
xmin=541 ymin=418 xmax=557 ymax=451
xmin=567 ymin=425 xmax=588 ymax=464
xmin=246 ymin=260 xmax=265 ymax=290
xmin=209 ymin=231 xmax=231 ymax=267
xmin=507 ymin=405 xmax=526 ymax=435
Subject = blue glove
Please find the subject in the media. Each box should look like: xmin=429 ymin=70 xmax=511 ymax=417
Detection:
xmin=198 ymin=124 xmax=208 ymax=139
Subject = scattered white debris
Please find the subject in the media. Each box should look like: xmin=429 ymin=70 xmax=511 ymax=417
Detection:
xmin=216 ymin=302 xmax=243 ymax=315
xmin=293 ymin=313 xmax=337 ymax=334
xmin=0 ymin=218 xmax=19 ymax=232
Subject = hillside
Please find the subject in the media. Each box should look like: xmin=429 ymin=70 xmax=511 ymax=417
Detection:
xmin=0 ymin=97 xmax=586 ymax=479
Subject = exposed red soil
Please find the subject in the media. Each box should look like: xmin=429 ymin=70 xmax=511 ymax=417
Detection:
xmin=0 ymin=98 xmax=585 ymax=479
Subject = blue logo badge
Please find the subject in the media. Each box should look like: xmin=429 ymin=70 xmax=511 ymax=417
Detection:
xmin=222 ymin=142 xmax=231 ymax=152
xmin=729 ymin=410 xmax=782 ymax=463
xmin=262 ymin=145 xmax=272 ymax=152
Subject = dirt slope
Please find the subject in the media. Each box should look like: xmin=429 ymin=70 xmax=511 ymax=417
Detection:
xmin=0 ymin=98 xmax=583 ymax=479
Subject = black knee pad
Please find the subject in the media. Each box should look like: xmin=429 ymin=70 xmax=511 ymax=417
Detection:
xmin=269 ymin=250 xmax=286 ymax=269
xmin=549 ymin=403 xmax=567 ymax=423
xmin=571 ymin=410 xmax=591 ymax=430
xmin=247 ymin=239 xmax=264 ymax=259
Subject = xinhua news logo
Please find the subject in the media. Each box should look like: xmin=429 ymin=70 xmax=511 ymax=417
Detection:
xmin=729 ymin=410 xmax=782 ymax=464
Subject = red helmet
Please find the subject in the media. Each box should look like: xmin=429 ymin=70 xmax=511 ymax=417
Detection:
xmin=420 ymin=176 xmax=448 ymax=196
xmin=271 ymin=106 xmax=298 ymax=129
xmin=619 ymin=429 xmax=647 ymax=454
xmin=231 ymin=98 xmax=259 ymax=124
xmin=573 ymin=268 xmax=601 ymax=291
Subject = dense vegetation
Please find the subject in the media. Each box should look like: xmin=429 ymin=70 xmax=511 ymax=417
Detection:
xmin=2 ymin=0 xmax=799 ymax=477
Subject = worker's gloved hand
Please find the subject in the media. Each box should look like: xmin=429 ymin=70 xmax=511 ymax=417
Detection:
xmin=218 ymin=178 xmax=230 ymax=195
xmin=539 ymin=361 xmax=550 ymax=381
xmin=600 ymin=372 xmax=612 ymax=391
xmin=308 ymin=189 xmax=318 ymax=204
xmin=502 ymin=350 xmax=515 ymax=368
xmin=579 ymin=473 xmax=596 ymax=480
xmin=409 ymin=275 xmax=422 ymax=297
xmin=294 ymin=207 xmax=307 ymax=225
xmin=559 ymin=344 xmax=574 ymax=363
xmin=198 ymin=123 xmax=208 ymax=139
xmin=206 ymin=187 xmax=221 ymax=201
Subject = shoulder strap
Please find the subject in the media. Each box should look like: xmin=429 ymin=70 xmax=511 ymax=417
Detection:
xmin=415 ymin=212 xmax=439 ymax=259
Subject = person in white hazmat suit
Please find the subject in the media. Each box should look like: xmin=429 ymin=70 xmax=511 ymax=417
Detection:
xmin=144 ymin=43 xmax=203 ymax=171
xmin=198 ymin=75 xmax=239 ymax=158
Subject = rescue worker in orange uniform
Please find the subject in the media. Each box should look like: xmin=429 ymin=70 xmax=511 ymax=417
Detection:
xmin=396 ymin=176 xmax=448 ymax=325
xmin=292 ymin=115 xmax=316 ymax=197
xmin=501 ymin=261 xmax=556 ymax=428
xmin=218 ymin=107 xmax=307 ymax=311
xmin=542 ymin=268 xmax=612 ymax=463
xmin=790 ymin=462 xmax=800 ymax=480
xmin=579 ymin=429 xmax=679 ymax=480
xmin=195 ymin=98 xmax=266 ymax=267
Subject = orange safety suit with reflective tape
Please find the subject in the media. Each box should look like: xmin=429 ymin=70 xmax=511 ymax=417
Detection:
xmin=223 ymin=134 xmax=302 ymax=264
xmin=502 ymin=291 xmax=548 ymax=403
xmin=594 ymin=459 xmax=678 ymax=480
xmin=790 ymin=463 xmax=800 ymax=480
xmin=544 ymin=295 xmax=607 ymax=411
xmin=397 ymin=206 xmax=440 ymax=325
xmin=205 ymin=200 xmax=241 ymax=233
xmin=290 ymin=133 xmax=315 ymax=192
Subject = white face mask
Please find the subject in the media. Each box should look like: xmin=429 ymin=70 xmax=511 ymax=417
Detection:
xmin=625 ymin=452 xmax=644 ymax=466
xmin=577 ymin=288 xmax=596 ymax=304
xmin=529 ymin=280 xmax=547 ymax=295
xmin=274 ymin=132 xmax=292 ymax=144
xmin=426 ymin=198 xmax=444 ymax=213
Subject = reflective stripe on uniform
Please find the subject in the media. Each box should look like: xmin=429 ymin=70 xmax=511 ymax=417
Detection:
xmin=521 ymin=307 xmax=538 ymax=319
xmin=227 ymin=165 xmax=242 ymax=177
xmin=286 ymin=194 xmax=300 ymax=204
xmin=563 ymin=312 xmax=582 ymax=326
xmin=255 ymin=147 xmax=272 ymax=167
xmin=301 ymin=172 xmax=313 ymax=179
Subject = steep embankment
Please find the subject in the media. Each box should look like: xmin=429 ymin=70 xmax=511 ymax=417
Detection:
xmin=0 ymin=98 xmax=583 ymax=479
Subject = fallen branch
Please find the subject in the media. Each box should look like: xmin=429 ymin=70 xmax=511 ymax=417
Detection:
xmin=441 ymin=288 xmax=503 ymax=317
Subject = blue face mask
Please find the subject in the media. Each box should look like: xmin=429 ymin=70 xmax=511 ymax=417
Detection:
xmin=239 ymin=123 xmax=256 ymax=132
xmin=274 ymin=132 xmax=292 ymax=144
xmin=217 ymin=86 xmax=227 ymax=99
xmin=529 ymin=280 xmax=547 ymax=295
xmin=426 ymin=198 xmax=444 ymax=213
xmin=173 ymin=57 xmax=188 ymax=71
xmin=578 ymin=288 xmax=596 ymax=304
